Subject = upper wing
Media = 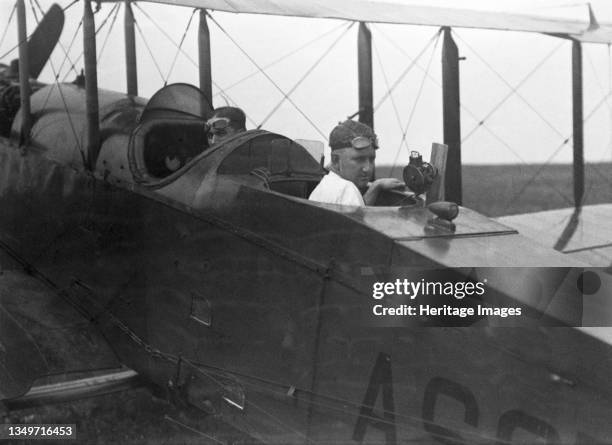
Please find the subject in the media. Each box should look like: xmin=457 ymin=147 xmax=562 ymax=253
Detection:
xmin=99 ymin=0 xmax=612 ymax=44
xmin=496 ymin=204 xmax=612 ymax=268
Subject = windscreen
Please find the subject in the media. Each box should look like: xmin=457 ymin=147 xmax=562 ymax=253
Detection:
xmin=217 ymin=134 xmax=325 ymax=176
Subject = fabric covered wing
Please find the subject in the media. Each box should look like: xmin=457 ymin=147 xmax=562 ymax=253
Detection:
xmin=99 ymin=0 xmax=612 ymax=44
xmin=497 ymin=204 xmax=612 ymax=268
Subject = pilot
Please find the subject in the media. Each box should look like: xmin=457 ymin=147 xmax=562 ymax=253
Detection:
xmin=206 ymin=106 xmax=247 ymax=145
xmin=309 ymin=120 xmax=404 ymax=206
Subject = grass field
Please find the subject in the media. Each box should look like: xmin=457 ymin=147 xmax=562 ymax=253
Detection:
xmin=378 ymin=162 xmax=612 ymax=217
xmin=2 ymin=163 xmax=611 ymax=444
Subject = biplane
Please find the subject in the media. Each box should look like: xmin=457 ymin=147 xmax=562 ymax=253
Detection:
xmin=1 ymin=0 xmax=612 ymax=443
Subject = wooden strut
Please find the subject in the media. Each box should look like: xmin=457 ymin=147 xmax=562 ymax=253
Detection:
xmin=16 ymin=0 xmax=31 ymax=145
xmin=358 ymin=22 xmax=374 ymax=130
xmin=124 ymin=0 xmax=138 ymax=96
xmin=358 ymin=22 xmax=374 ymax=180
xmin=441 ymin=27 xmax=462 ymax=205
xmin=198 ymin=9 xmax=213 ymax=111
xmin=572 ymin=39 xmax=584 ymax=209
xmin=83 ymin=0 xmax=100 ymax=170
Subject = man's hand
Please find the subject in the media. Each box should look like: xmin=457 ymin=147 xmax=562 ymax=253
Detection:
xmin=371 ymin=178 xmax=405 ymax=191
xmin=363 ymin=178 xmax=406 ymax=205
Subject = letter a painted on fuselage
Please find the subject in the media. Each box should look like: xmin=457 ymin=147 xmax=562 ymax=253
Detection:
xmin=353 ymin=352 xmax=397 ymax=444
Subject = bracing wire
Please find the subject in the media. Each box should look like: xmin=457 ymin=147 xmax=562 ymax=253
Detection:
xmin=580 ymin=48 xmax=612 ymax=202
xmin=585 ymin=49 xmax=610 ymax=111
xmin=131 ymin=3 xmax=257 ymax=127
xmin=130 ymin=5 xmax=213 ymax=84
xmin=28 ymin=0 xmax=40 ymax=25
xmin=389 ymin=30 xmax=441 ymax=177
xmin=62 ymin=0 xmax=78 ymax=12
xmin=186 ymin=358 xmax=514 ymax=445
xmin=39 ymin=16 xmax=83 ymax=117
xmin=134 ymin=19 xmax=165 ymax=82
xmin=26 ymin=0 xmax=83 ymax=163
xmin=257 ymin=22 xmax=354 ymax=129
xmin=577 ymin=92 xmax=612 ymax=187
xmin=97 ymin=2 xmax=121 ymax=61
xmin=374 ymin=25 xmax=439 ymax=87
xmin=455 ymin=29 xmax=581 ymax=205
xmin=57 ymin=21 xmax=82 ymax=80
xmin=373 ymin=29 xmax=441 ymax=113
xmin=32 ymin=0 xmax=79 ymax=78
xmin=451 ymin=29 xmax=601 ymax=205
xmin=188 ymin=364 xmax=319 ymax=444
xmin=376 ymin=25 xmax=505 ymax=138
xmin=374 ymin=25 xmax=574 ymax=204
xmin=456 ymin=30 xmax=567 ymax=143
xmin=0 ymin=2 xmax=17 ymax=52
xmin=133 ymin=2 xmax=201 ymax=67
xmin=187 ymin=361 xmax=506 ymax=445
xmin=215 ymin=21 xmax=348 ymax=97
xmin=0 ymin=11 xmax=50 ymax=61
xmin=60 ymin=1 xmax=120 ymax=81
xmin=456 ymin=31 xmax=566 ymax=144
xmin=0 ymin=36 xmax=22 ymax=61
xmin=503 ymin=89 xmax=612 ymax=211
xmin=375 ymin=24 xmax=498 ymax=132
xmin=503 ymin=139 xmax=574 ymax=212
xmin=179 ymin=354 xmax=504 ymax=444
xmin=39 ymin=3 xmax=115 ymax=115
xmin=164 ymin=8 xmax=197 ymax=85
xmin=372 ymin=31 xmax=408 ymax=154
xmin=206 ymin=11 xmax=328 ymax=140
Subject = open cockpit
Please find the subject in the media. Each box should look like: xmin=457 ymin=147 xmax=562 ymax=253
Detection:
xmin=114 ymin=84 xmax=323 ymax=199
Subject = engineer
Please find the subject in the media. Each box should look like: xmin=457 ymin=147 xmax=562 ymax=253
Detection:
xmin=206 ymin=106 xmax=247 ymax=145
xmin=309 ymin=120 xmax=404 ymax=206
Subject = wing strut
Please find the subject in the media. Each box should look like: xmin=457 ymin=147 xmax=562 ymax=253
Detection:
xmin=358 ymin=22 xmax=374 ymax=178
xmin=198 ymin=9 xmax=213 ymax=110
xmin=16 ymin=0 xmax=31 ymax=145
xmin=572 ymin=39 xmax=584 ymax=209
xmin=358 ymin=22 xmax=373 ymax=131
xmin=441 ymin=27 xmax=462 ymax=205
xmin=83 ymin=0 xmax=100 ymax=170
xmin=124 ymin=0 xmax=138 ymax=96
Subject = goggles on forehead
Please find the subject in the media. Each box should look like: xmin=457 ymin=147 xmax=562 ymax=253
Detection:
xmin=349 ymin=135 xmax=378 ymax=150
xmin=205 ymin=117 xmax=231 ymax=134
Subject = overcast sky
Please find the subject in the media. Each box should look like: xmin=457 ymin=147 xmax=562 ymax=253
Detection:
xmin=2 ymin=0 xmax=612 ymax=165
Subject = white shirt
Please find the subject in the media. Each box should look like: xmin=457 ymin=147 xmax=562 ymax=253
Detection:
xmin=309 ymin=171 xmax=365 ymax=206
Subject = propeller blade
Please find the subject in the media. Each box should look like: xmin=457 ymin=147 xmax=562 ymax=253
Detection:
xmin=27 ymin=3 xmax=64 ymax=79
